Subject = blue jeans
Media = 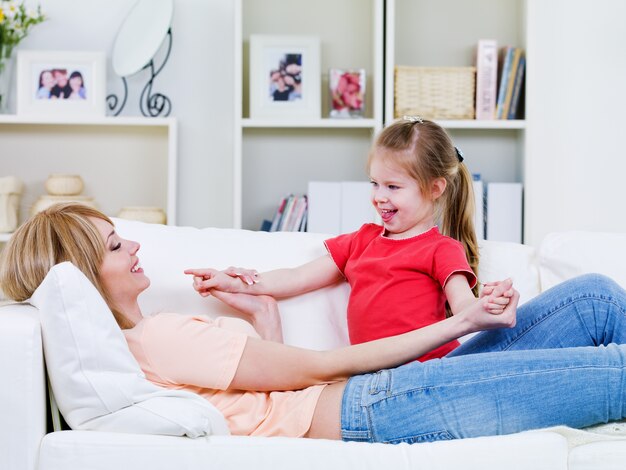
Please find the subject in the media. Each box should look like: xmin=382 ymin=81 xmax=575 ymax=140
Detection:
xmin=340 ymin=274 xmax=626 ymax=444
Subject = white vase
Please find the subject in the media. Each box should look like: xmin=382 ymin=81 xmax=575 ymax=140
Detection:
xmin=45 ymin=174 xmax=85 ymax=196
xmin=0 ymin=44 xmax=15 ymax=114
xmin=117 ymin=206 xmax=167 ymax=224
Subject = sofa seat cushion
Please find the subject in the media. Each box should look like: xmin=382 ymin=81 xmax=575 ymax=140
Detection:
xmin=39 ymin=430 xmax=568 ymax=470
xmin=569 ymin=440 xmax=626 ymax=470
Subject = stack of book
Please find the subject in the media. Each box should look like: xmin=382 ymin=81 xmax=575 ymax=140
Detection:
xmin=495 ymin=45 xmax=526 ymax=119
xmin=474 ymin=40 xmax=525 ymax=120
xmin=260 ymin=194 xmax=308 ymax=232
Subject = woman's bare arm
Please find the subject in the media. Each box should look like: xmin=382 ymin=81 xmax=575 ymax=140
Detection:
xmin=229 ymin=281 xmax=518 ymax=391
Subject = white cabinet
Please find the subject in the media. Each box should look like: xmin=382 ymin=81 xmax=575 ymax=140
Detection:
xmin=233 ymin=0 xmax=384 ymax=230
xmin=0 ymin=115 xmax=177 ymax=232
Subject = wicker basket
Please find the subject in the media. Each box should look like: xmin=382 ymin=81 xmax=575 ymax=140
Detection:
xmin=394 ymin=66 xmax=476 ymax=120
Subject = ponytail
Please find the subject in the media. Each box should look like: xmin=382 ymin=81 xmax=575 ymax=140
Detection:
xmin=439 ymin=162 xmax=480 ymax=299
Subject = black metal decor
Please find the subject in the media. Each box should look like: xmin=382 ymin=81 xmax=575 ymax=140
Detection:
xmin=107 ymin=28 xmax=173 ymax=117
xmin=106 ymin=76 xmax=128 ymax=116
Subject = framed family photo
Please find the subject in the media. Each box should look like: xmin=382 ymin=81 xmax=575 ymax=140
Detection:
xmin=249 ymin=35 xmax=320 ymax=119
xmin=16 ymin=51 xmax=106 ymax=117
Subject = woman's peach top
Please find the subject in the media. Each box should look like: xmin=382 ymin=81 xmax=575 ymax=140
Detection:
xmin=124 ymin=313 xmax=327 ymax=437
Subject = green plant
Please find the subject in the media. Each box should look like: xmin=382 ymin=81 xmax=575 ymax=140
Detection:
xmin=0 ymin=1 xmax=45 ymax=59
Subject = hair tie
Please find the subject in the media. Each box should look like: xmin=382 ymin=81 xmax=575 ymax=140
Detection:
xmin=402 ymin=115 xmax=423 ymax=124
xmin=455 ymin=147 xmax=464 ymax=163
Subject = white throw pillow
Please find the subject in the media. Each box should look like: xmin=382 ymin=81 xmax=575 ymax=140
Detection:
xmin=478 ymin=239 xmax=541 ymax=305
xmin=30 ymin=262 xmax=230 ymax=437
xmin=538 ymin=231 xmax=626 ymax=291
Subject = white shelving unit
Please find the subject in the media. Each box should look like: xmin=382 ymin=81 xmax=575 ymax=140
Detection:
xmin=234 ymin=0 xmax=528 ymax=233
xmin=233 ymin=0 xmax=384 ymax=230
xmin=0 ymin=115 xmax=178 ymax=228
xmin=385 ymin=0 xmax=527 ymax=202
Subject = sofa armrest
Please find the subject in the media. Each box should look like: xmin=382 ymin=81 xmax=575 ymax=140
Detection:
xmin=0 ymin=303 xmax=47 ymax=470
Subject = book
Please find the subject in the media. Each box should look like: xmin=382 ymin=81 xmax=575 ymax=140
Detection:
xmin=495 ymin=46 xmax=515 ymax=119
xmin=501 ymin=47 xmax=523 ymax=119
xmin=269 ymin=194 xmax=289 ymax=232
xmin=475 ymin=39 xmax=498 ymax=120
xmin=472 ymin=174 xmax=485 ymax=240
xmin=278 ymin=195 xmax=297 ymax=231
xmin=507 ymin=54 xmax=526 ymax=119
xmin=290 ymin=195 xmax=308 ymax=232
xmin=259 ymin=219 xmax=272 ymax=231
xmin=486 ymin=183 xmax=523 ymax=243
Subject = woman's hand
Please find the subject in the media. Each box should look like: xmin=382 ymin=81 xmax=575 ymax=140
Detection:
xmin=210 ymin=290 xmax=284 ymax=343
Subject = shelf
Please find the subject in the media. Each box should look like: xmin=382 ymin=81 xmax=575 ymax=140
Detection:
xmin=0 ymin=117 xmax=178 ymax=225
xmin=0 ymin=114 xmax=175 ymax=127
xmin=433 ymin=120 xmax=526 ymax=130
xmin=242 ymin=118 xmax=379 ymax=129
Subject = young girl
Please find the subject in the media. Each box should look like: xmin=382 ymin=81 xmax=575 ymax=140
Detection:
xmin=187 ymin=117 xmax=504 ymax=361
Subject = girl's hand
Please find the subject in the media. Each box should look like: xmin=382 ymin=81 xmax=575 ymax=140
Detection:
xmin=184 ymin=267 xmax=257 ymax=296
xmin=481 ymin=279 xmax=515 ymax=314
xmin=456 ymin=280 xmax=518 ymax=335
xmin=222 ymin=266 xmax=260 ymax=286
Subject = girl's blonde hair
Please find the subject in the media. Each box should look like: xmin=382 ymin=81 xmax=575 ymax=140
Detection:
xmin=0 ymin=203 xmax=132 ymax=328
xmin=368 ymin=118 xmax=479 ymax=300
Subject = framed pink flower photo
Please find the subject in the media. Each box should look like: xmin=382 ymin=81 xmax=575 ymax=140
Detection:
xmin=329 ymin=69 xmax=366 ymax=118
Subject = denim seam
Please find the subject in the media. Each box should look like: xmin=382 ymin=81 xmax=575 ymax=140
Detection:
xmin=503 ymin=294 xmax=626 ymax=351
xmin=375 ymin=363 xmax=626 ymax=400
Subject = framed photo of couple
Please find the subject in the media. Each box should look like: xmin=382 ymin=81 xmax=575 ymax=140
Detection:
xmin=249 ymin=35 xmax=321 ymax=119
xmin=16 ymin=50 xmax=106 ymax=117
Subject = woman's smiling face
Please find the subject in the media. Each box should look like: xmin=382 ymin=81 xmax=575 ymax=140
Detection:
xmin=90 ymin=217 xmax=150 ymax=313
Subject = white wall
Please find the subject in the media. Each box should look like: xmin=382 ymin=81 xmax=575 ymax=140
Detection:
xmin=525 ymin=0 xmax=626 ymax=245
xmin=17 ymin=0 xmax=236 ymax=228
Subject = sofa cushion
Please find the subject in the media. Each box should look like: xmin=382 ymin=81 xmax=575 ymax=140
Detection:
xmin=538 ymin=231 xmax=626 ymax=291
xmin=478 ymin=239 xmax=540 ymax=305
xmin=30 ymin=262 xmax=229 ymax=437
xmin=38 ymin=430 xmax=568 ymax=470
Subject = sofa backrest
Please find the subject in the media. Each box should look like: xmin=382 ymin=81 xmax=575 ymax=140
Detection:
xmin=114 ymin=219 xmax=547 ymax=350
xmin=538 ymin=231 xmax=626 ymax=291
xmin=114 ymin=218 xmax=351 ymax=350
xmin=477 ymin=239 xmax=540 ymax=305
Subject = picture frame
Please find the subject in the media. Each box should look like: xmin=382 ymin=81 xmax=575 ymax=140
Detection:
xmin=329 ymin=68 xmax=366 ymax=118
xmin=249 ymin=35 xmax=320 ymax=120
xmin=16 ymin=50 xmax=106 ymax=117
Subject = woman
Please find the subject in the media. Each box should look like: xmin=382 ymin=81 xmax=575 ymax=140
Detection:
xmin=2 ymin=203 xmax=626 ymax=443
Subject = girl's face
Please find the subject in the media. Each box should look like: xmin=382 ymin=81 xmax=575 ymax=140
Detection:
xmin=89 ymin=217 xmax=150 ymax=312
xmin=69 ymin=75 xmax=83 ymax=91
xmin=369 ymin=151 xmax=444 ymax=239
xmin=41 ymin=71 xmax=54 ymax=89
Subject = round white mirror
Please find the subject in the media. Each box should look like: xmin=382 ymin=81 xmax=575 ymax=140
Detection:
xmin=112 ymin=0 xmax=174 ymax=77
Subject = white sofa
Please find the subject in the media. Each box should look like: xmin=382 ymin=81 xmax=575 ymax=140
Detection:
xmin=2 ymin=219 xmax=626 ymax=470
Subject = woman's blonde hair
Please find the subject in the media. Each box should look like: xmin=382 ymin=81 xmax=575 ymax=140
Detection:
xmin=0 ymin=203 xmax=132 ymax=328
xmin=368 ymin=118 xmax=479 ymax=303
